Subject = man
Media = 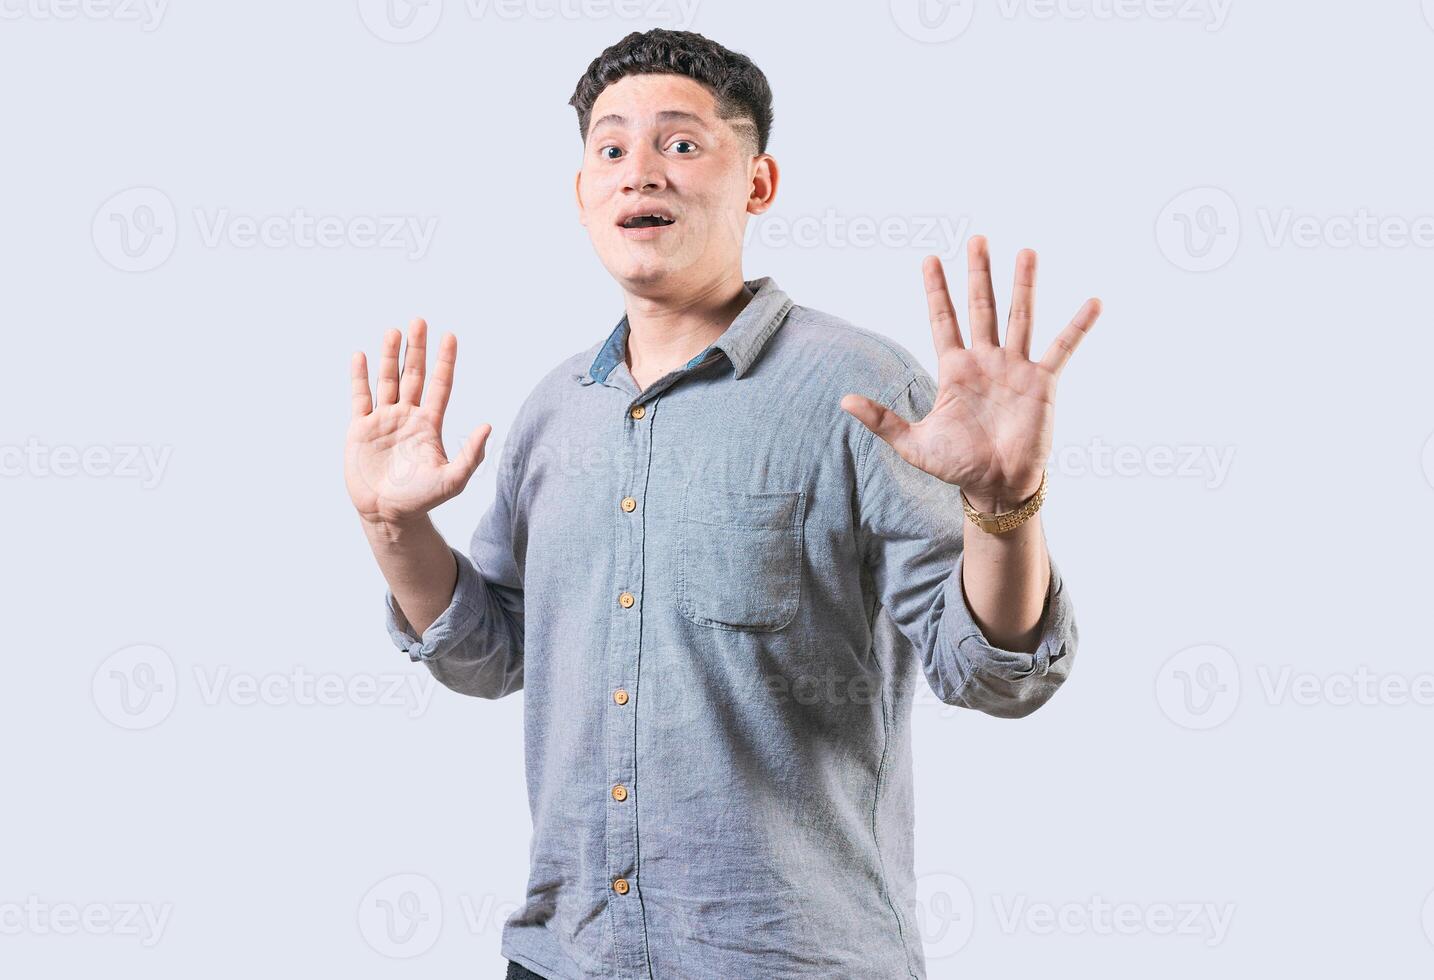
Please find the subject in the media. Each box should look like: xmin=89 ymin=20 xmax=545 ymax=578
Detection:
xmin=345 ymin=28 xmax=1099 ymax=980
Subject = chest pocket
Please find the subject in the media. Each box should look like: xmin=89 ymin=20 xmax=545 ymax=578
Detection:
xmin=677 ymin=484 xmax=806 ymax=632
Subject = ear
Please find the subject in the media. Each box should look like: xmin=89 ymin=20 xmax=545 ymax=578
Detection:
xmin=574 ymin=169 xmax=587 ymax=227
xmin=747 ymin=154 xmax=779 ymax=216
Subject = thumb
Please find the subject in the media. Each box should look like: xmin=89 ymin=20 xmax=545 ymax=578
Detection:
xmin=840 ymin=393 xmax=911 ymax=447
xmin=444 ymin=423 xmax=493 ymax=487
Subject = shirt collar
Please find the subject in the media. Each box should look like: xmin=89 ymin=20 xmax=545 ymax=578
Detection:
xmin=582 ymin=277 xmax=793 ymax=384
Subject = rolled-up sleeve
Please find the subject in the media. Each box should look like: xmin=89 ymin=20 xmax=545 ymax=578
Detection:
xmin=856 ymin=369 xmax=1077 ymax=719
xmin=382 ymin=441 xmax=525 ymax=700
xmin=385 ymin=545 xmax=488 ymax=662
xmin=935 ymin=549 xmax=1076 ymax=717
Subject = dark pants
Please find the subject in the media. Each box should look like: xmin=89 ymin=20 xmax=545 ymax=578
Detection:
xmin=506 ymin=961 xmax=547 ymax=980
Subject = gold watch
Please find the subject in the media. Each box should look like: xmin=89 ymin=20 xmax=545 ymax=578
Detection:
xmin=960 ymin=470 xmax=1048 ymax=535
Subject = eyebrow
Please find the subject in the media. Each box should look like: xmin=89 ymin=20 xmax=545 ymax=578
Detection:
xmin=589 ymin=109 xmax=710 ymax=136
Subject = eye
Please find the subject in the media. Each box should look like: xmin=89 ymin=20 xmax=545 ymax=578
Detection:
xmin=600 ymin=145 xmax=623 ymax=160
xmin=670 ymin=140 xmax=697 ymax=154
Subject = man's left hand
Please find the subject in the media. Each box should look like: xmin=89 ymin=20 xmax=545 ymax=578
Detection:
xmin=841 ymin=235 xmax=1102 ymax=513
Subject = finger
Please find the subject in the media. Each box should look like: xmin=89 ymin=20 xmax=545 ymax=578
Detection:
xmin=1039 ymin=298 xmax=1103 ymax=376
xmin=376 ymin=328 xmax=402 ymax=405
xmin=1006 ymin=248 xmax=1037 ymax=359
xmin=398 ymin=317 xmax=428 ymax=406
xmin=350 ymin=351 xmax=373 ymax=417
xmin=422 ymin=332 xmax=459 ymax=419
xmin=444 ymin=422 xmax=493 ymax=487
xmin=967 ymin=235 xmax=999 ymax=348
xmin=840 ymin=393 xmax=914 ymax=452
xmin=923 ymin=255 xmax=965 ymax=358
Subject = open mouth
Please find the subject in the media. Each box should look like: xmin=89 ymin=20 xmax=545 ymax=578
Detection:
xmin=620 ymin=213 xmax=677 ymax=229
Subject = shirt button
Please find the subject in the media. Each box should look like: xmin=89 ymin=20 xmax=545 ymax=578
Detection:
xmin=620 ymin=496 xmax=637 ymax=513
xmin=618 ymin=591 xmax=635 ymax=609
xmin=613 ymin=688 xmax=629 ymax=705
xmin=611 ymin=784 xmax=628 ymax=802
xmin=612 ymin=877 xmax=630 ymax=895
xmin=629 ymin=405 xmax=645 ymax=420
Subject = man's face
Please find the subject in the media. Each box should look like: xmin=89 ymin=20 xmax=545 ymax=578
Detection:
xmin=575 ymin=73 xmax=775 ymax=295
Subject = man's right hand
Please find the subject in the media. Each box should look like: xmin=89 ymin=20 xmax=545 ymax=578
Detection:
xmin=346 ymin=317 xmax=492 ymax=528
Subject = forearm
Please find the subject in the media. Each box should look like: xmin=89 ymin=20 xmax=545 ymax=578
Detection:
xmin=958 ymin=497 xmax=1050 ymax=653
xmin=361 ymin=513 xmax=458 ymax=636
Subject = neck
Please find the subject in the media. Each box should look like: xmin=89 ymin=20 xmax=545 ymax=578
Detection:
xmin=622 ymin=271 xmax=753 ymax=388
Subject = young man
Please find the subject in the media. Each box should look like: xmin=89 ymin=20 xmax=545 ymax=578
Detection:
xmin=345 ymin=29 xmax=1099 ymax=980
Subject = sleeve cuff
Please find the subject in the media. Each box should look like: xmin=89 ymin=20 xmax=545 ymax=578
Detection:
xmin=935 ymin=549 xmax=1077 ymax=715
xmin=384 ymin=546 xmax=488 ymax=663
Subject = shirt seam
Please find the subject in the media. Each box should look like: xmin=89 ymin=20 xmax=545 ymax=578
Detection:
xmin=869 ymin=662 xmax=921 ymax=979
xmin=854 ymin=370 xmax=924 ymax=567
xmin=854 ymin=370 xmax=923 ymax=489
xmin=805 ymin=309 xmax=926 ymax=378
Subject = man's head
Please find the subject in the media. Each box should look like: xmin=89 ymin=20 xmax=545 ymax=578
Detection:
xmin=570 ymin=30 xmax=778 ymax=297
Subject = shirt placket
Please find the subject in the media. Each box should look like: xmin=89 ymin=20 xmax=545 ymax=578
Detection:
xmin=595 ymin=348 xmax=722 ymax=978
xmin=603 ymin=393 xmax=654 ymax=979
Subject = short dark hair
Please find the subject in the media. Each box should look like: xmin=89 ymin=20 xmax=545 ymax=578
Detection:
xmin=568 ymin=29 xmax=774 ymax=155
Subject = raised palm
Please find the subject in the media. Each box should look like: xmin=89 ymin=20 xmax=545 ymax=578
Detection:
xmin=841 ymin=236 xmax=1101 ymax=511
xmin=345 ymin=318 xmax=491 ymax=526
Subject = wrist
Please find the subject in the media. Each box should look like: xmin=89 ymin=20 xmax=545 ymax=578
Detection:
xmin=962 ymin=480 xmax=1042 ymax=514
xmin=359 ymin=511 xmax=434 ymax=546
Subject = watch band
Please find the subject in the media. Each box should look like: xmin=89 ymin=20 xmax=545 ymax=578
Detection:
xmin=959 ymin=469 xmax=1048 ymax=535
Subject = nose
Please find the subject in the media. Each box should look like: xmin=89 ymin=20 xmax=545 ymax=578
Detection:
xmin=620 ymin=143 xmax=667 ymax=194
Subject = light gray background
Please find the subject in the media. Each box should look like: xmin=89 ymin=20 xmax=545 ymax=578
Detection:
xmin=3 ymin=0 xmax=1432 ymax=976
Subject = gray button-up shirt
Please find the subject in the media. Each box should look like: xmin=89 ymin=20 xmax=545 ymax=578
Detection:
xmin=384 ymin=276 xmax=1077 ymax=979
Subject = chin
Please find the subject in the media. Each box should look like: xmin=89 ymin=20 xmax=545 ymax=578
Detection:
xmin=604 ymin=254 xmax=681 ymax=290
xmin=594 ymin=236 xmax=708 ymax=293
